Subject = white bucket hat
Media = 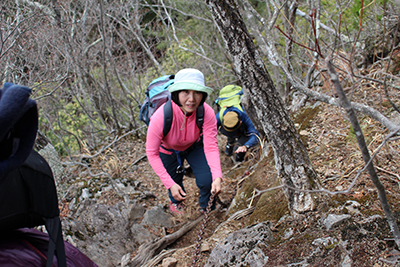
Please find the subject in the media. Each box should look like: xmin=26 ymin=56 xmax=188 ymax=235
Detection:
xmin=168 ymin=68 xmax=213 ymax=95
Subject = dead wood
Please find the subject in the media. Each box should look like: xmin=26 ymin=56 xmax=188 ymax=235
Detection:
xmin=142 ymin=249 xmax=177 ymax=267
xmin=130 ymin=214 xmax=204 ymax=266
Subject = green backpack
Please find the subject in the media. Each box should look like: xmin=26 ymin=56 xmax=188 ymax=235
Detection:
xmin=215 ymin=85 xmax=243 ymax=121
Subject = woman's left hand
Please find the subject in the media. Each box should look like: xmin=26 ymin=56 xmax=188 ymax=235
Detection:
xmin=211 ymin=177 xmax=222 ymax=195
xmin=235 ymin=145 xmax=248 ymax=153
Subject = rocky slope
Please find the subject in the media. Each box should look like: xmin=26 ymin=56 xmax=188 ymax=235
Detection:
xmin=48 ymin=83 xmax=400 ymax=266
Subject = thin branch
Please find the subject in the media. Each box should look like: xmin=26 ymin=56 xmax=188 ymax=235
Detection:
xmin=160 ymin=0 xmax=228 ymax=70
xmin=72 ymin=129 xmax=139 ymax=160
xmin=33 ymin=75 xmax=70 ymax=100
xmin=295 ymin=9 xmax=361 ymax=46
xmin=383 ymin=17 xmax=400 ymax=114
xmin=275 ymin=24 xmax=318 ymax=54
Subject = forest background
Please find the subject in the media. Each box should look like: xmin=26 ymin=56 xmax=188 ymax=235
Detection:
xmin=0 ymin=0 xmax=398 ymax=158
xmin=2 ymin=0 xmax=400 ymax=266
xmin=3 ymin=0 xmax=398 ymax=156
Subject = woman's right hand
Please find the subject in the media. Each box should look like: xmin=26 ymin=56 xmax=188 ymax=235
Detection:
xmin=170 ymin=184 xmax=187 ymax=202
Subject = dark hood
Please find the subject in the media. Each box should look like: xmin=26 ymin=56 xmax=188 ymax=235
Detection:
xmin=0 ymin=82 xmax=38 ymax=175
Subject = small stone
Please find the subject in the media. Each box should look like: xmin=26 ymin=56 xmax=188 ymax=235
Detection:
xmin=162 ymin=257 xmax=177 ymax=267
xmin=324 ymin=214 xmax=351 ymax=230
xmin=283 ymin=228 xmax=294 ymax=240
xmin=201 ymin=242 xmax=211 ymax=252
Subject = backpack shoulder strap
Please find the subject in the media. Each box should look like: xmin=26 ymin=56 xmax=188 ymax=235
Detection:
xmin=163 ymin=100 xmax=204 ymax=137
xmin=45 ymin=217 xmax=66 ymax=267
xmin=196 ymin=104 xmax=204 ymax=134
xmin=163 ymin=99 xmax=173 ymax=137
xmin=219 ymin=107 xmax=225 ymax=123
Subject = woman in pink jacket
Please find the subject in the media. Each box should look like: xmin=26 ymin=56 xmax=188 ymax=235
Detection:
xmin=146 ymin=68 xmax=222 ymax=214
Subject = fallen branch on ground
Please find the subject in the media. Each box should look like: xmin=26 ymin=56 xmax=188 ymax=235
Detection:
xmin=130 ymin=214 xmax=205 ymax=266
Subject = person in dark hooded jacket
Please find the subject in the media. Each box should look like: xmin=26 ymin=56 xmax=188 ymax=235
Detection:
xmin=216 ymin=107 xmax=260 ymax=162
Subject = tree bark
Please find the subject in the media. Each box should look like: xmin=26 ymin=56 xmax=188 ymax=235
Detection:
xmin=206 ymin=0 xmax=320 ymax=214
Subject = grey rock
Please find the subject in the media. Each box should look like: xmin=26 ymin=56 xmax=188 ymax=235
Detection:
xmin=205 ymin=222 xmax=272 ymax=267
xmin=342 ymin=254 xmax=352 ymax=267
xmin=80 ymin=188 xmax=91 ymax=200
xmin=283 ymin=227 xmax=294 ymax=240
xmin=141 ymin=205 xmax=173 ymax=228
xmin=324 ymin=214 xmax=351 ymax=230
xmin=244 ymin=247 xmax=268 ymax=267
xmin=62 ymin=200 xmax=134 ymax=267
xmin=130 ymin=224 xmax=156 ymax=246
xmin=128 ymin=202 xmax=146 ymax=225
xmin=38 ymin=143 xmax=64 ymax=184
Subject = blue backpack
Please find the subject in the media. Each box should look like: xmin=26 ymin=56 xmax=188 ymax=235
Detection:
xmin=139 ymin=75 xmax=204 ymax=136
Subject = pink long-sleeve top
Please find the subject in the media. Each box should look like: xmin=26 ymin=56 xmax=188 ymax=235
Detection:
xmin=146 ymin=100 xmax=222 ymax=189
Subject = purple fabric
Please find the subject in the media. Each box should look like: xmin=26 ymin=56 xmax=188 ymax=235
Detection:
xmin=0 ymin=228 xmax=98 ymax=267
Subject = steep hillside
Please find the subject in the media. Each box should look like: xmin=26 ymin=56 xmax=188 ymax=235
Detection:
xmin=58 ymin=77 xmax=400 ymax=266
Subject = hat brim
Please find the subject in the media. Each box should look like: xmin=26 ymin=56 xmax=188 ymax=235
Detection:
xmin=219 ymin=124 xmax=240 ymax=137
xmin=222 ymin=122 xmax=241 ymax=133
xmin=168 ymin=82 xmax=213 ymax=95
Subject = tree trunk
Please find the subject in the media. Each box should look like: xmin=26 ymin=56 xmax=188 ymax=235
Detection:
xmin=206 ymin=0 xmax=320 ymax=214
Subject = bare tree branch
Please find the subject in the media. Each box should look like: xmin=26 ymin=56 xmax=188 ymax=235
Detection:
xmin=295 ymin=8 xmax=360 ymax=46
